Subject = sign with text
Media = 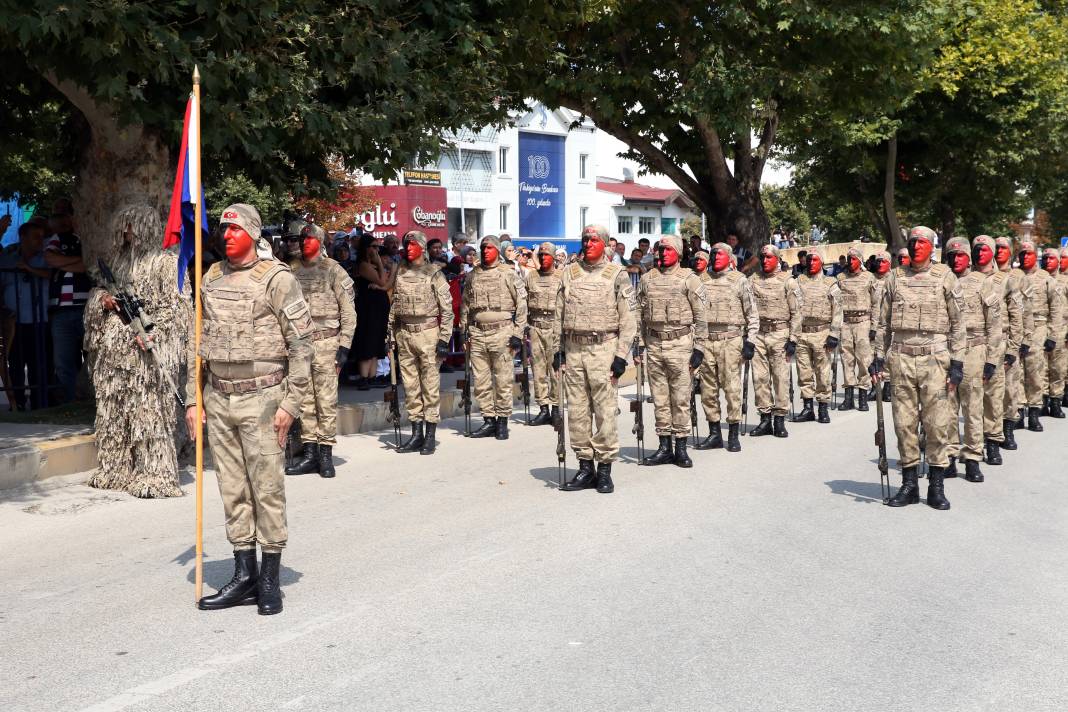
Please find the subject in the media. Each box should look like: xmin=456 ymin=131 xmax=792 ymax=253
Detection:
xmin=355 ymin=185 xmax=448 ymax=242
xmin=518 ymin=132 xmax=565 ymax=239
xmin=403 ymin=169 xmax=442 ymax=187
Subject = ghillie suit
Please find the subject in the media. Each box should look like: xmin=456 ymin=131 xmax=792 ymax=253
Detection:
xmin=85 ymin=204 xmax=192 ymax=498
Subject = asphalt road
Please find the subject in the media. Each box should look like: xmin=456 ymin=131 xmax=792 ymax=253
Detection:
xmin=3 ymin=386 xmax=1068 ymax=712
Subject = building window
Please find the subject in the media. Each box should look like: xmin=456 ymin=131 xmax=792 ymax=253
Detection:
xmin=498 ymin=146 xmax=508 ymax=174
xmin=579 ymin=153 xmax=589 ymax=180
xmin=500 ymin=203 xmax=509 ymax=230
xmin=618 ymin=216 xmax=633 ymax=234
xmin=638 ymin=216 xmax=656 ymax=234
xmin=580 ymin=207 xmax=589 ymax=230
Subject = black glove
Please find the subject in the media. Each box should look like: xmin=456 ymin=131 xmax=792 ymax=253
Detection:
xmin=335 ymin=346 xmax=350 ymax=368
xmin=869 ymin=329 xmax=876 ymax=342
xmin=1020 ymin=344 xmax=1031 ymax=357
xmin=983 ymin=362 xmax=996 ymax=381
xmin=689 ymin=349 xmax=704 ymax=369
xmin=1004 ymin=352 xmax=1016 ymax=367
xmin=868 ymin=357 xmax=885 ymax=377
xmin=508 ymin=335 xmax=523 ymax=351
xmin=610 ymin=356 xmax=627 ymax=379
xmin=741 ymin=339 xmax=755 ymax=361
xmin=435 ymin=340 xmax=449 ymax=357
xmin=785 ymin=340 xmax=797 ymax=358
xmin=552 ymin=351 xmax=564 ymax=370
xmin=824 ymin=335 xmax=839 ymax=350
xmin=948 ymin=359 xmax=964 ymax=386
xmin=1044 ymin=338 xmax=1056 ymax=352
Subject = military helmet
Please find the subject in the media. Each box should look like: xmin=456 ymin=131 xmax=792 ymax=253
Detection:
xmin=283 ymin=218 xmax=306 ymax=239
xmin=973 ymin=235 xmax=995 ymax=251
xmin=1019 ymin=239 xmax=1037 ymax=254
xmin=402 ymin=230 xmax=428 ymax=249
xmin=760 ymin=243 xmax=780 ymax=258
xmin=220 ymin=203 xmax=263 ymax=240
xmin=581 ymin=224 xmax=609 ymax=242
xmin=301 ymin=224 xmax=326 ymax=242
xmin=658 ymin=234 xmax=683 ymax=255
xmin=537 ymin=241 xmax=556 ymax=257
xmin=480 ymin=234 xmax=501 ymax=250
xmin=945 ymin=236 xmax=970 ymax=254
xmin=909 ymin=226 xmax=937 ymax=244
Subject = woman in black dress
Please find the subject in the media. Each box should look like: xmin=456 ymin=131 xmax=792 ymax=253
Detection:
xmin=350 ymin=234 xmax=393 ymax=389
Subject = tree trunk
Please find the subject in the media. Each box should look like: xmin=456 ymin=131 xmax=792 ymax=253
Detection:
xmin=701 ymin=185 xmax=771 ymax=254
xmin=937 ymin=199 xmax=956 ymax=246
xmin=882 ymin=135 xmax=905 ymax=252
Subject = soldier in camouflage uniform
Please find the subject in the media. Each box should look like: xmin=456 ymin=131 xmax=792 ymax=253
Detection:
xmin=186 ymin=203 xmax=313 ymax=615
xmin=836 ymin=246 xmax=875 ymax=412
xmin=873 ymin=226 xmax=965 ymax=511
xmin=995 ymin=235 xmax=1033 ymax=448
xmin=868 ymin=250 xmax=893 ymax=403
xmin=943 ymin=237 xmax=1002 ymax=483
xmin=1041 ymin=247 xmax=1068 ymax=420
xmin=792 ymin=248 xmax=843 ymax=424
xmin=693 ymin=243 xmax=759 ymax=452
xmin=1019 ymin=240 xmax=1064 ymax=431
xmin=283 ymin=223 xmax=356 ymax=478
xmin=556 ymin=225 xmax=638 ymax=493
xmin=1057 ymin=247 xmax=1068 ymax=409
xmin=459 ymin=234 xmax=527 ymax=440
xmin=388 ymin=230 xmax=454 ymax=455
xmin=525 ymin=241 xmax=562 ymax=426
xmin=972 ymin=236 xmax=1016 ymax=467
xmin=749 ymin=244 xmax=802 ymax=438
xmin=635 ymin=235 xmax=707 ymax=468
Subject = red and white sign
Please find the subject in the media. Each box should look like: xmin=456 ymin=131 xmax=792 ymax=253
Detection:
xmin=356 ymin=185 xmax=448 ymax=241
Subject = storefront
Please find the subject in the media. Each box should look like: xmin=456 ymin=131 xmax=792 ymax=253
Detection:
xmin=354 ymin=185 xmax=449 ymax=242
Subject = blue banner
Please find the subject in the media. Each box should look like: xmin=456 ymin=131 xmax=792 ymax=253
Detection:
xmin=518 ymin=132 xmax=565 ymax=240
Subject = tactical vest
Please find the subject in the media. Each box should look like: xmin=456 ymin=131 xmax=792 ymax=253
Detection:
xmin=641 ymin=267 xmax=694 ymax=328
xmin=562 ymin=262 xmax=622 ymax=333
xmin=702 ymin=271 xmax=745 ymax=326
xmin=1026 ymin=270 xmax=1053 ymax=321
xmin=837 ymin=271 xmax=873 ymax=312
xmin=467 ymin=265 xmax=516 ymax=315
xmin=798 ymin=274 xmax=833 ymax=322
xmin=294 ymin=259 xmax=341 ymax=327
xmin=200 ymin=259 xmax=289 ymax=362
xmin=888 ymin=265 xmax=951 ymax=333
xmin=751 ymin=272 xmax=791 ymax=322
xmin=393 ymin=263 xmax=440 ymax=319
xmin=527 ymin=271 xmax=561 ymax=315
xmin=958 ymin=271 xmax=988 ymax=334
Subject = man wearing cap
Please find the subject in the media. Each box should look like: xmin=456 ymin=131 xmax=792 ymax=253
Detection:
xmin=867 ymin=250 xmax=893 ymax=403
xmin=385 ymin=230 xmax=454 ymax=454
xmin=185 ymin=203 xmax=313 ymax=614
xmin=1041 ymin=247 xmax=1067 ymax=419
xmin=693 ymin=244 xmax=758 ymax=452
xmin=792 ymin=247 xmax=843 ymax=424
xmin=283 ymin=222 xmax=356 ymax=478
xmin=836 ymin=246 xmax=876 ymax=412
xmin=1019 ymin=240 xmax=1064 ymax=431
xmin=555 ymin=225 xmax=637 ymax=493
xmin=459 ymin=234 xmax=527 ymax=440
xmin=943 ymin=236 xmax=1002 ymax=483
xmin=635 ymin=234 xmax=707 ymax=468
xmin=872 ymin=226 xmax=965 ymax=510
xmin=525 ymin=242 xmax=563 ymax=426
xmin=748 ymin=244 xmax=802 ymax=438
xmin=972 ymin=236 xmax=1014 ymax=467
xmin=994 ymin=235 xmax=1032 ymax=447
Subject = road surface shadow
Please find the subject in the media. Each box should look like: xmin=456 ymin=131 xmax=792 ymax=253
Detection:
xmin=825 ymin=479 xmax=888 ymax=504
xmin=180 ymin=552 xmax=305 ymax=588
xmin=528 ymin=466 xmax=565 ymax=490
xmin=618 ymin=446 xmax=645 ymax=465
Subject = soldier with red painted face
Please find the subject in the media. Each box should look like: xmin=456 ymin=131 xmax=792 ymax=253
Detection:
xmin=525 ymin=241 xmax=563 ymax=426
xmin=1056 ymin=247 xmax=1068 ymax=409
xmin=836 ymin=246 xmax=876 ymax=411
xmin=694 ymin=243 xmax=759 ymax=451
xmin=1019 ymin=240 xmax=1064 ymax=430
xmin=1041 ymin=247 xmax=1068 ymax=419
xmin=792 ymin=248 xmax=843 ymax=424
xmin=994 ymin=235 xmax=1032 ymax=447
xmin=873 ymin=226 xmax=966 ymax=510
xmin=867 ymin=250 xmax=893 ymax=403
xmin=748 ymin=244 xmax=802 ymax=438
xmin=972 ymin=236 xmax=1014 ymax=466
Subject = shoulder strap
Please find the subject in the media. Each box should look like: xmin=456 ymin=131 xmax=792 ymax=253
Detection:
xmin=250 ymin=259 xmax=286 ymax=283
xmin=204 ymin=261 xmax=224 ymax=284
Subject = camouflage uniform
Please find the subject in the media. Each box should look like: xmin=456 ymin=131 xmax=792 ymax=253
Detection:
xmin=997 ymin=237 xmax=1034 ymax=428
xmin=869 ymin=251 xmax=893 ymax=403
xmin=1020 ymin=240 xmax=1064 ymax=429
xmin=793 ymin=250 xmax=843 ymax=423
xmin=973 ymin=236 xmax=1015 ymax=460
xmin=748 ymin=244 xmax=802 ymax=437
xmin=525 ymin=241 xmax=562 ymax=425
xmin=1056 ymin=247 xmax=1068 ymax=408
xmin=1043 ymin=247 xmax=1068 ymax=418
xmin=836 ymin=246 xmax=876 ymax=410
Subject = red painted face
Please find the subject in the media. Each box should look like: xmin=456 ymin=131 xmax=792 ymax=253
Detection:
xmin=660 ymin=246 xmax=679 ymax=268
xmin=695 ymin=257 xmax=708 ymax=273
xmin=995 ymin=244 xmax=1011 ymax=266
xmin=405 ymin=240 xmax=423 ymax=262
xmin=909 ymin=238 xmax=933 ymax=264
xmin=975 ymin=244 xmax=993 ymax=267
xmin=807 ymin=255 xmax=823 ymax=275
xmin=302 ymin=237 xmax=321 ymax=260
xmin=761 ymin=253 xmax=778 ymax=274
xmin=899 ymin=254 xmax=911 ymax=267
xmin=1061 ymin=255 xmax=1068 ymax=272
xmin=223 ymin=224 xmax=254 ymax=260
xmin=848 ymin=256 xmax=861 ymax=272
xmin=876 ymin=259 xmax=890 ymax=275
xmin=1021 ymin=251 xmax=1037 ymax=270
xmin=583 ymin=237 xmax=605 ymax=262
xmin=712 ymin=250 xmax=731 ymax=272
xmin=481 ymin=244 xmax=499 ymax=265
xmin=539 ymin=253 xmax=554 ymax=271
xmin=950 ymin=251 xmax=970 ymax=275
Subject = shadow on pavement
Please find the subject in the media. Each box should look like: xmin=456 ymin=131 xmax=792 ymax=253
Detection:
xmin=618 ymin=446 xmax=644 ymax=465
xmin=528 ymin=466 xmax=565 ymax=489
xmin=181 ymin=553 xmax=305 ymax=588
xmin=825 ymin=479 xmax=887 ymax=504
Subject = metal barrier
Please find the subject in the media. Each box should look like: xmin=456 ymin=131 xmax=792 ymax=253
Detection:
xmin=0 ymin=266 xmax=52 ymax=411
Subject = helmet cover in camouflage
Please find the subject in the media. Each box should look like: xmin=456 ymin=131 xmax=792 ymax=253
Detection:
xmin=219 ymin=203 xmax=263 ymax=241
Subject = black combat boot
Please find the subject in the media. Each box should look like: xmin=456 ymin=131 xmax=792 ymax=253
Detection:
xmin=792 ymin=398 xmax=815 ymax=422
xmin=495 ymin=416 xmax=509 ymax=440
xmin=726 ymin=423 xmax=741 ymax=452
xmin=1002 ymin=419 xmax=1018 ymax=450
xmin=964 ymin=459 xmax=984 ymax=483
xmin=943 ymin=455 xmax=958 ymax=478
xmin=642 ymin=435 xmax=675 ymax=465
xmin=529 ymin=405 xmax=552 ymax=426
xmin=926 ymin=467 xmax=951 ymax=510
xmin=857 ymin=388 xmax=869 ymax=412
xmin=885 ymin=466 xmax=920 ymax=507
xmin=1049 ymin=398 xmax=1065 ymax=419
xmin=550 ymin=405 xmax=560 ymax=425
xmin=198 ymin=549 xmax=258 ymax=610
xmin=838 ymin=387 xmax=855 ymax=411
xmin=561 ymin=459 xmax=597 ymax=491
xmin=419 ymin=423 xmax=437 ymax=455
xmin=1028 ymin=406 xmax=1044 ymax=432
xmin=397 ymin=422 xmax=425 ymax=453
xmin=596 ymin=462 xmax=614 ymax=493
xmin=749 ymin=413 xmax=773 ymax=437
xmin=470 ymin=417 xmax=498 ymax=438
xmin=285 ymin=442 xmax=319 ymax=476
xmin=673 ymin=437 xmax=692 ymax=468
xmin=318 ymin=445 xmax=335 ymax=478
xmin=257 ymin=552 xmax=283 ymax=615
xmin=1014 ymin=408 xmax=1025 ymax=429
xmin=1063 ymin=386 xmax=1068 ymax=407
xmin=695 ymin=422 xmax=723 ymax=450
xmin=882 ymin=382 xmax=891 ymax=402
xmin=984 ymin=439 xmax=1002 ymax=466
xmin=1041 ymin=395 xmax=1052 ymax=417
xmin=817 ymin=402 xmax=831 ymax=424
xmin=773 ymin=415 xmax=789 ymax=438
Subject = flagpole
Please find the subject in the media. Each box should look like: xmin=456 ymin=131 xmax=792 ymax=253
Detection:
xmin=192 ymin=65 xmax=205 ymax=604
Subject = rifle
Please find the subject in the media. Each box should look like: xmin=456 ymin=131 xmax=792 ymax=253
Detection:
xmin=555 ymin=338 xmax=567 ymax=487
xmin=918 ymin=423 xmax=928 ymax=478
xmin=789 ymin=354 xmax=796 ymax=420
xmin=741 ymin=358 xmax=751 ymax=435
xmin=384 ymin=339 xmax=401 ymax=447
xmin=630 ymin=336 xmax=646 ymax=462
xmin=96 ymin=259 xmax=185 ymax=408
xmin=458 ymin=328 xmax=472 ymax=436
xmin=830 ymin=344 xmax=840 ymax=407
xmin=874 ymin=383 xmax=890 ymax=503
xmin=518 ymin=329 xmax=531 ymax=424
xmin=284 ymin=418 xmax=302 ymax=471
xmin=689 ymin=375 xmax=700 ymax=444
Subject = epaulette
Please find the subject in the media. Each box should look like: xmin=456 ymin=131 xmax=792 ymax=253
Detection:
xmin=929 ymin=263 xmax=949 ymax=278
xmin=601 ymin=262 xmax=622 ymax=280
xmin=569 ymin=263 xmax=582 ymax=279
xmin=204 ymin=261 xmax=225 ymax=283
xmin=250 ymin=259 xmax=287 ymax=283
